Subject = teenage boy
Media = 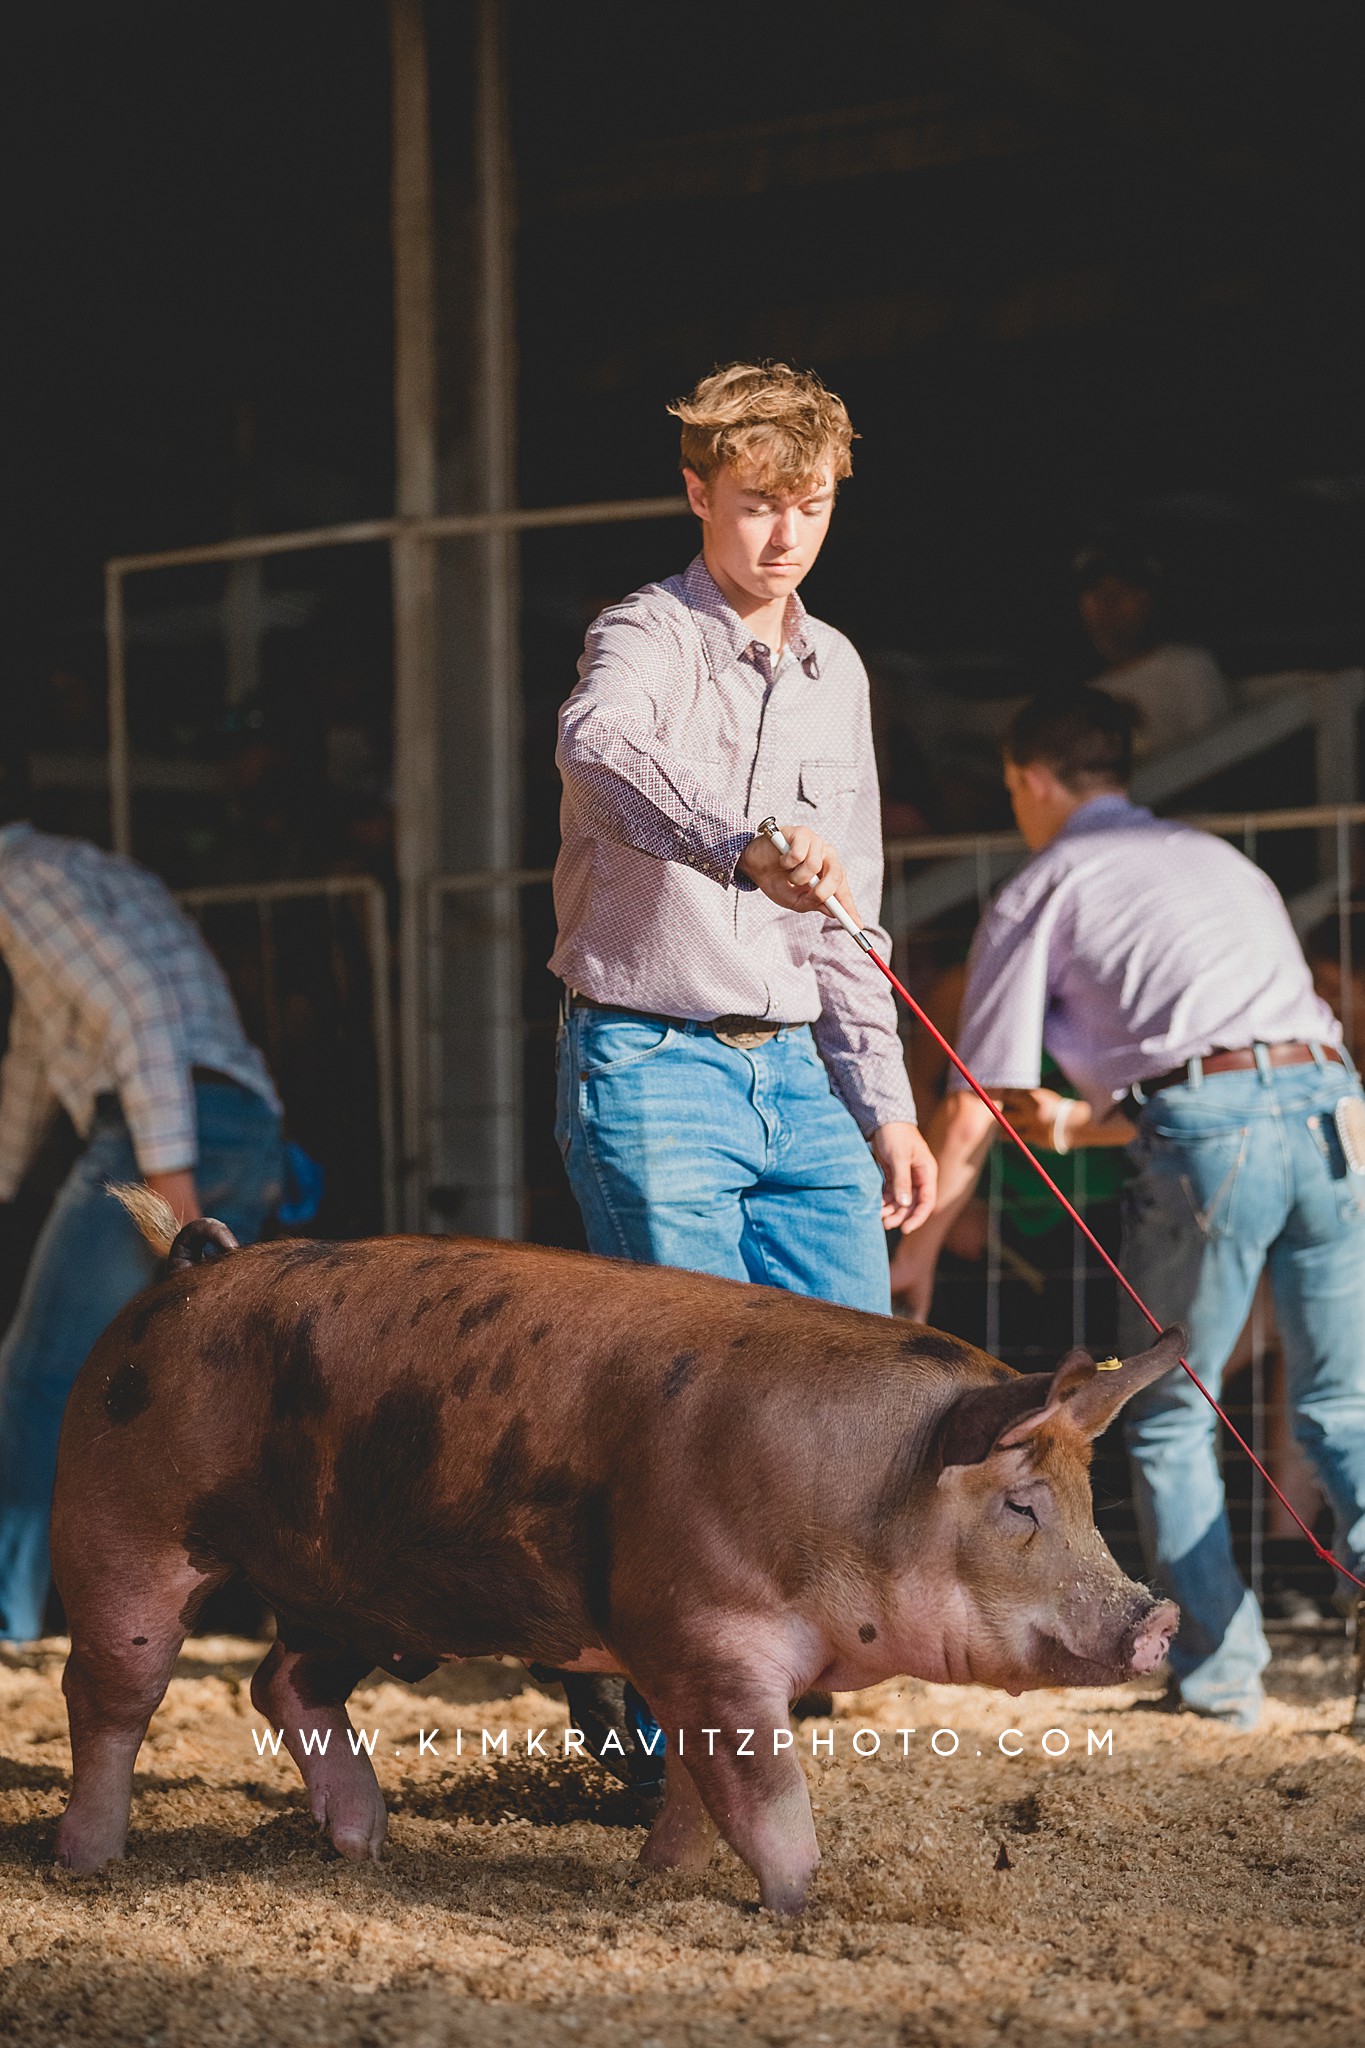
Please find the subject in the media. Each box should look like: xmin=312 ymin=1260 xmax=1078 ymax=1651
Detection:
xmin=890 ymin=689 xmax=1365 ymax=1737
xmin=551 ymin=360 xmax=935 ymax=1314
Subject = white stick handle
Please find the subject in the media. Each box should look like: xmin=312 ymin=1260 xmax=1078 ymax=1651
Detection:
xmin=756 ymin=819 xmax=873 ymax=951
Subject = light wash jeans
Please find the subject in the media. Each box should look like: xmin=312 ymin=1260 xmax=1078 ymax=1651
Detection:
xmin=1120 ymin=1053 xmax=1365 ymax=1724
xmin=0 ymin=1080 xmax=283 ymax=1640
xmin=555 ymin=1008 xmax=891 ymax=1314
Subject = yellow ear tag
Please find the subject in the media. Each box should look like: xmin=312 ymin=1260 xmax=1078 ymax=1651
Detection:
xmin=1094 ymin=1356 xmax=1123 ymax=1372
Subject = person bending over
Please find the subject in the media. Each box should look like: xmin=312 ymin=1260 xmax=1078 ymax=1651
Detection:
xmin=0 ymin=724 xmax=283 ymax=1642
xmin=891 ymin=688 xmax=1364 ymax=1737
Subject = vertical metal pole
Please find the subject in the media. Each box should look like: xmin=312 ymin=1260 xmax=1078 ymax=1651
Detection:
xmin=389 ymin=0 xmax=439 ymax=1229
xmin=474 ymin=0 xmax=523 ymax=1237
xmin=363 ymin=878 xmax=400 ymax=1234
xmin=105 ymin=564 xmax=132 ymax=854
xmin=1337 ymin=808 xmax=1355 ymax=1053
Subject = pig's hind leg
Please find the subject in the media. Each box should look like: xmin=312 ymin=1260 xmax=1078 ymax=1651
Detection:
xmin=55 ymin=1549 xmax=221 ymax=1873
xmin=249 ymin=1625 xmax=387 ymax=1861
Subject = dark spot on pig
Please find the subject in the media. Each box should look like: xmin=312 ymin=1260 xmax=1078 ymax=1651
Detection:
xmin=330 ymin=1286 xmax=348 ymax=1309
xmin=664 ymin=1350 xmax=699 ymax=1400
xmin=439 ymin=1284 xmax=465 ymax=1305
xmin=457 ymin=1249 xmax=493 ymax=1264
xmin=271 ymin=1241 xmax=337 ymax=1274
xmin=377 ymin=1311 xmax=398 ymax=1336
xmin=457 ymin=1289 xmax=511 ymax=1335
xmin=126 ymin=1289 xmax=180 ymax=1345
xmin=269 ymin=1309 xmax=329 ymax=1422
xmin=730 ymin=1333 xmax=752 ymax=1350
xmin=131 ymin=1635 xmax=147 ymax=1646
xmin=409 ymin=1297 xmax=437 ymax=1327
xmin=412 ymin=1255 xmax=445 ymax=1274
xmin=449 ymin=1361 xmax=480 ymax=1399
xmin=529 ymin=1322 xmax=550 ymax=1345
xmin=902 ymin=1332 xmax=971 ymax=1365
xmin=275 ymin=1628 xmax=374 ymax=1708
xmin=489 ymin=1356 xmax=515 ymax=1394
xmin=104 ymin=1361 xmax=152 ymax=1424
xmin=200 ymin=1324 xmax=245 ymax=1372
xmin=858 ymin=1622 xmax=877 ymax=1643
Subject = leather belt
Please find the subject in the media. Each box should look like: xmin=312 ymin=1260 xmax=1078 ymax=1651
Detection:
xmin=566 ymin=989 xmax=792 ymax=1049
xmin=1125 ymin=1040 xmax=1344 ymax=1112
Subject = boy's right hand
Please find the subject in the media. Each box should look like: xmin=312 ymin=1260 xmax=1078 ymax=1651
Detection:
xmin=738 ymin=824 xmax=860 ymax=922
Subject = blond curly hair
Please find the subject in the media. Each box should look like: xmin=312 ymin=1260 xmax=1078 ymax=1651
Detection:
xmin=667 ymin=361 xmax=855 ymax=496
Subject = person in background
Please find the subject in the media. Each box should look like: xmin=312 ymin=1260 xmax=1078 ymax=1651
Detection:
xmin=0 ymin=716 xmax=284 ymax=1643
xmin=1075 ymin=540 xmax=1230 ymax=757
xmin=892 ymin=689 xmax=1365 ymax=1737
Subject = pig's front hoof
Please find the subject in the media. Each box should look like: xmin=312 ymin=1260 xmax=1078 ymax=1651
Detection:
xmin=313 ymin=1785 xmax=388 ymax=1863
xmin=53 ymin=1822 xmax=123 ymax=1875
xmin=756 ymin=1864 xmax=818 ymax=1915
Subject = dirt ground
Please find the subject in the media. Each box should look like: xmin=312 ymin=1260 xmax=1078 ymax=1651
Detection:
xmin=0 ymin=1633 xmax=1361 ymax=2048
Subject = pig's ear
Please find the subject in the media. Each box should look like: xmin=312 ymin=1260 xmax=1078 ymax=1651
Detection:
xmin=1052 ymin=1323 xmax=1188 ymax=1440
xmin=994 ymin=1346 xmax=1098 ymax=1448
xmin=939 ymin=1366 xmax=1071 ymax=1468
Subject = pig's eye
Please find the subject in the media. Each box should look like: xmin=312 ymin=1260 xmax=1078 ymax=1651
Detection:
xmin=1005 ymin=1499 xmax=1039 ymax=1527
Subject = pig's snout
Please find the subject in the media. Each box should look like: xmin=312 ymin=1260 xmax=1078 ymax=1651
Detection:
xmin=1128 ymin=1600 xmax=1178 ymax=1675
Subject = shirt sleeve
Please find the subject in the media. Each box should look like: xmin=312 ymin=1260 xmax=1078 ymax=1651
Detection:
xmin=0 ymin=995 xmax=58 ymax=1201
xmin=557 ymin=607 xmax=757 ymax=890
xmin=807 ymin=672 xmax=918 ymax=1134
xmin=1 ymin=868 xmax=198 ymax=1177
xmin=949 ymin=889 xmax=1056 ymax=1093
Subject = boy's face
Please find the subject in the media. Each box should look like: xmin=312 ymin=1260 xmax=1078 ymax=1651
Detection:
xmin=683 ymin=462 xmax=835 ymax=615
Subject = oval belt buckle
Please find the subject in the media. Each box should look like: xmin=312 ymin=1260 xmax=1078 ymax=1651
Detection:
xmin=712 ymin=1018 xmax=780 ymax=1050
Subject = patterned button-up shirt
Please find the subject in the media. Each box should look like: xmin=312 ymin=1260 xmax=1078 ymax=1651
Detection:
xmin=550 ymin=555 xmax=916 ymax=1135
xmin=0 ymin=823 xmax=281 ymax=1198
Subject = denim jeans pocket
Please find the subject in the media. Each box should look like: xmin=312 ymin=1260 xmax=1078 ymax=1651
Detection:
xmin=575 ymin=1015 xmax=678 ymax=1077
xmin=1135 ymin=1123 xmax=1251 ymax=1242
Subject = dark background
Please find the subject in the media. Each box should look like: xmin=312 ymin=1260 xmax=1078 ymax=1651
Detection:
xmin=4 ymin=1 xmax=1361 ymax=709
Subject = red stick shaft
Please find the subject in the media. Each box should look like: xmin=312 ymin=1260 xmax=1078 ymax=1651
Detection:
xmin=866 ymin=939 xmax=1363 ymax=1594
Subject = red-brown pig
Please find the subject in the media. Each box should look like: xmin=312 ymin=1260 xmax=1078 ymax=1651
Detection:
xmin=49 ymin=1191 xmax=1181 ymax=1911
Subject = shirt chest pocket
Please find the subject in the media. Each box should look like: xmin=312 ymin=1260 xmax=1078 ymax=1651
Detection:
xmin=794 ymin=757 xmax=858 ymax=823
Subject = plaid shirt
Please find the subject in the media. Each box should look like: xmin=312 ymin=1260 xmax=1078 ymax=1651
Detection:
xmin=550 ymin=555 xmax=916 ymax=1134
xmin=0 ymin=823 xmax=280 ymax=1198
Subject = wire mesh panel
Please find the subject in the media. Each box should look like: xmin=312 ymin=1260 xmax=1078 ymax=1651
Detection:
xmin=179 ymin=879 xmax=394 ymax=1239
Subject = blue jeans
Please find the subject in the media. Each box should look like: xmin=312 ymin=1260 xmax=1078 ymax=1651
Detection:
xmin=0 ymin=1081 xmax=283 ymax=1641
xmin=1119 ymin=1056 xmax=1365 ymax=1722
xmin=555 ymin=1009 xmax=891 ymax=1314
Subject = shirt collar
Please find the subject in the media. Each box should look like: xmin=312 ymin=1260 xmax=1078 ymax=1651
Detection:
xmin=680 ymin=554 xmax=820 ymax=679
xmin=0 ymin=821 xmax=34 ymax=861
xmin=1054 ymin=791 xmax=1150 ymax=842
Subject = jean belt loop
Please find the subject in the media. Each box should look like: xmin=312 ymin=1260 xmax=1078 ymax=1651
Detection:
xmin=1252 ymin=1040 xmax=1274 ymax=1086
xmin=1308 ymin=1039 xmax=1330 ymax=1073
xmin=1339 ymin=1041 xmax=1360 ymax=1079
xmin=1186 ymin=1054 xmax=1204 ymax=1090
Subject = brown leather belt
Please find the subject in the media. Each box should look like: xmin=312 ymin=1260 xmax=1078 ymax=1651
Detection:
xmin=1129 ymin=1040 xmax=1344 ymax=1107
xmin=566 ymin=990 xmax=792 ymax=1049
